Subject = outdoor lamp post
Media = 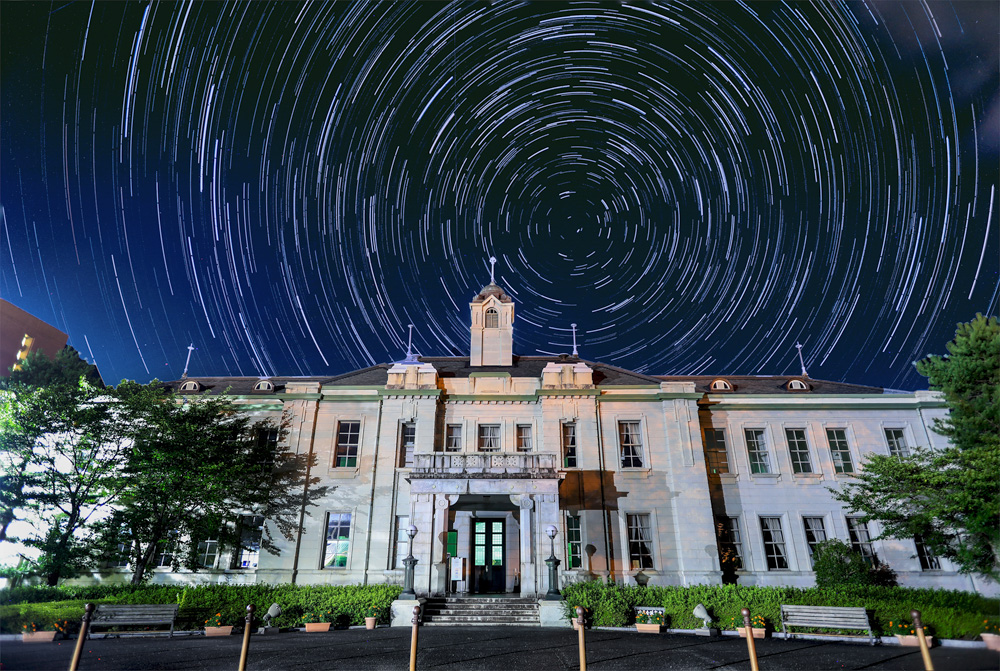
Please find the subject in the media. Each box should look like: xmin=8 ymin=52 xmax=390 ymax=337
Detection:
xmin=544 ymin=524 xmax=562 ymax=600
xmin=402 ymin=525 xmax=419 ymax=597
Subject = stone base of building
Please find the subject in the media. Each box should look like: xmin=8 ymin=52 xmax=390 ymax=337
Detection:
xmin=538 ymin=600 xmax=571 ymax=627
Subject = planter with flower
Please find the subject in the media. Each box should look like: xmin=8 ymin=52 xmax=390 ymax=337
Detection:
xmin=635 ymin=610 xmax=665 ymax=634
xmin=365 ymin=606 xmax=381 ymax=630
xmin=887 ymin=620 xmax=934 ymax=647
xmin=301 ymin=610 xmax=333 ymax=633
xmin=21 ymin=622 xmax=57 ymax=643
xmin=204 ymin=612 xmax=234 ymax=637
xmin=980 ymin=621 xmax=1000 ymax=651
xmin=731 ymin=614 xmax=769 ymax=639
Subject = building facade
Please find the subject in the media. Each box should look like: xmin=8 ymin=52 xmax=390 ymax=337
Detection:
xmin=111 ymin=280 xmax=990 ymax=596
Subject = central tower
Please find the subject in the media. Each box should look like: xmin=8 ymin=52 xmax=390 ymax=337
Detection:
xmin=469 ymin=281 xmax=514 ymax=366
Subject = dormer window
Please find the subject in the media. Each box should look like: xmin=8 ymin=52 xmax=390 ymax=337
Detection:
xmin=786 ymin=379 xmax=809 ymax=391
xmin=253 ymin=379 xmax=274 ymax=392
xmin=179 ymin=380 xmax=201 ymax=392
xmin=710 ymin=378 xmax=733 ymax=392
xmin=484 ymin=308 xmax=499 ymax=328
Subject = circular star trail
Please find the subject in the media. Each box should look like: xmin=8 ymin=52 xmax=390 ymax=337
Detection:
xmin=1 ymin=1 xmax=997 ymax=389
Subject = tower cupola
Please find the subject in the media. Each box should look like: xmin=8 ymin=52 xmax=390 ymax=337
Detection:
xmin=469 ymin=259 xmax=514 ymax=366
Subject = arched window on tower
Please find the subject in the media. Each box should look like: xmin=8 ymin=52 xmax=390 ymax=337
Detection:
xmin=485 ymin=308 xmax=499 ymax=328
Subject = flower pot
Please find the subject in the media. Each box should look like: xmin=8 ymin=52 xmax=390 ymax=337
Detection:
xmin=896 ymin=634 xmax=934 ymax=647
xmin=305 ymin=622 xmax=331 ymax=632
xmin=204 ymin=626 xmax=234 ymax=637
xmin=981 ymin=633 xmax=1000 ymax=651
xmin=635 ymin=623 xmax=663 ymax=634
xmin=22 ymin=631 xmax=57 ymax=643
xmin=738 ymin=627 xmax=769 ymax=639
xmin=365 ymin=617 xmax=377 ymax=630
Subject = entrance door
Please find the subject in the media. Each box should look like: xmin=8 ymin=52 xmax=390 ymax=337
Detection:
xmin=472 ymin=520 xmax=505 ymax=593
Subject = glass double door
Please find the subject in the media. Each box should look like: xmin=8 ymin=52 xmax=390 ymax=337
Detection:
xmin=472 ymin=519 xmax=505 ymax=593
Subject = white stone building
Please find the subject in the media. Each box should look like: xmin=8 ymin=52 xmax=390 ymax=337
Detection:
xmin=129 ymin=279 xmax=990 ymax=597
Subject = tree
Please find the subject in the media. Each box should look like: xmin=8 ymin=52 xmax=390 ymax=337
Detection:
xmin=99 ymin=381 xmax=327 ymax=584
xmin=833 ymin=314 xmax=1000 ymax=579
xmin=812 ymin=539 xmax=896 ymax=588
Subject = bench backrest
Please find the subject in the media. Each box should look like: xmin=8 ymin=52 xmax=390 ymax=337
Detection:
xmin=781 ymin=605 xmax=869 ymax=628
xmin=93 ymin=604 xmax=179 ymax=623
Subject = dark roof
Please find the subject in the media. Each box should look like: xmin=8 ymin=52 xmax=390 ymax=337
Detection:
xmin=656 ymin=375 xmax=884 ymax=395
xmin=473 ymin=283 xmax=513 ymax=303
xmin=165 ymin=376 xmax=337 ymax=395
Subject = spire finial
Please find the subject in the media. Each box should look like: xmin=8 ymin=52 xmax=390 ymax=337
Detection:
xmin=182 ymin=343 xmax=195 ymax=378
xmin=405 ymin=324 xmax=416 ymax=362
xmin=570 ymin=323 xmax=579 ymax=357
xmin=489 ymin=256 xmax=497 ymax=284
xmin=795 ymin=342 xmax=808 ymax=377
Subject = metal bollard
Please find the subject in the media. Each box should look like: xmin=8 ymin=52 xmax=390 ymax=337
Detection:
xmin=911 ymin=609 xmax=935 ymax=671
xmin=576 ymin=606 xmax=587 ymax=671
xmin=741 ymin=608 xmax=760 ymax=671
xmin=68 ymin=603 xmax=94 ymax=671
xmin=238 ymin=604 xmax=255 ymax=671
xmin=409 ymin=605 xmax=420 ymax=671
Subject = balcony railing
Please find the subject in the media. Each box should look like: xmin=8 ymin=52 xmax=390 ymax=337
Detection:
xmin=409 ymin=453 xmax=560 ymax=478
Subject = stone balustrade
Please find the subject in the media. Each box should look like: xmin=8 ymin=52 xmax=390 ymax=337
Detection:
xmin=409 ymin=452 xmax=560 ymax=478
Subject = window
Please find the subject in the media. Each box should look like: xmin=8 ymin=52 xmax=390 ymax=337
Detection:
xmin=445 ymin=424 xmax=462 ymax=452
xmin=914 ymin=535 xmax=941 ymax=571
xmin=334 ymin=421 xmax=360 ymax=468
xmin=827 ymin=429 xmax=855 ymax=473
xmin=393 ymin=516 xmax=410 ymax=569
xmin=324 ymin=512 xmax=351 ymax=568
xmin=785 ymin=429 xmax=813 ymax=474
xmin=253 ymin=379 xmax=274 ymax=391
xmin=884 ymin=429 xmax=910 ymax=458
xmin=197 ymin=538 xmax=219 ymax=568
xmin=236 ymin=515 xmax=264 ymax=568
xmin=154 ymin=532 xmax=178 ymax=568
xmin=516 ymin=425 xmax=533 ymax=452
xmin=477 ymin=424 xmax=500 ymax=452
xmin=846 ymin=517 xmax=875 ymax=564
xmin=704 ymin=429 xmax=729 ymax=474
xmin=485 ymin=308 xmax=499 ymax=328
xmin=787 ymin=379 xmax=809 ymax=391
xmin=710 ymin=378 xmax=733 ymax=391
xmin=179 ymin=380 xmax=201 ymax=391
xmin=566 ymin=515 xmax=582 ymax=569
xmin=745 ymin=429 xmax=771 ymax=474
xmin=716 ymin=517 xmax=744 ymax=570
xmin=399 ymin=422 xmax=415 ymax=467
xmin=619 ymin=421 xmax=644 ymax=468
xmin=626 ymin=513 xmax=654 ymax=569
xmin=109 ymin=539 xmax=131 ymax=568
xmin=562 ymin=423 xmax=577 ymax=467
xmin=759 ymin=517 xmax=789 ymax=570
xmin=802 ymin=517 xmax=827 ymax=565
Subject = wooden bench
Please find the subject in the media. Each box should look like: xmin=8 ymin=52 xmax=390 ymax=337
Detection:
xmin=90 ymin=604 xmax=179 ymax=638
xmin=780 ymin=604 xmax=874 ymax=645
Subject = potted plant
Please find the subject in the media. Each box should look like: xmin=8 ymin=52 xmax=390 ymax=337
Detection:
xmin=364 ymin=606 xmax=380 ymax=630
xmin=733 ymin=614 xmax=769 ymax=639
xmin=204 ymin=612 xmax=234 ymax=637
xmin=302 ymin=610 xmax=333 ymax=633
xmin=980 ymin=621 xmax=1000 ymax=651
xmin=21 ymin=622 xmax=57 ymax=643
xmin=635 ymin=611 xmax=665 ymax=634
xmin=888 ymin=620 xmax=934 ymax=647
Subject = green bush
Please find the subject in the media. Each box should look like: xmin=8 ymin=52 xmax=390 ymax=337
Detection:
xmin=812 ymin=539 xmax=897 ymax=588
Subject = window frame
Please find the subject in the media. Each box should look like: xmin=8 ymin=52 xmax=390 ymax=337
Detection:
xmin=445 ymin=424 xmax=463 ymax=452
xmin=323 ymin=511 xmax=353 ymax=569
xmin=884 ymin=428 xmax=910 ymax=458
xmin=784 ymin=428 xmax=813 ymax=474
xmin=618 ymin=420 xmax=645 ymax=469
xmin=334 ymin=420 xmax=361 ymax=468
xmin=704 ymin=428 xmax=730 ymax=474
xmin=716 ymin=516 xmax=744 ymax=570
xmin=484 ymin=307 xmax=499 ymax=328
xmin=399 ymin=421 xmax=416 ymax=467
xmin=477 ymin=424 xmax=501 ymax=452
xmin=826 ymin=428 xmax=855 ymax=474
xmin=562 ymin=422 xmax=578 ymax=468
xmin=846 ymin=517 xmax=875 ymax=564
xmin=801 ymin=516 xmax=828 ymax=566
xmin=566 ymin=514 xmax=583 ymax=569
xmin=914 ymin=535 xmax=941 ymax=571
xmin=516 ymin=424 xmax=533 ymax=452
xmin=235 ymin=515 xmax=265 ymax=569
xmin=625 ymin=512 xmax=655 ymax=570
xmin=759 ymin=516 xmax=789 ymax=570
xmin=744 ymin=428 xmax=771 ymax=474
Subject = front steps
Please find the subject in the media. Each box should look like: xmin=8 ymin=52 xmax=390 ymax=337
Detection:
xmin=421 ymin=596 xmax=541 ymax=626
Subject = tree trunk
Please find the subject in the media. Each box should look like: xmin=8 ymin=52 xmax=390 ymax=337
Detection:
xmin=130 ymin=540 xmax=158 ymax=585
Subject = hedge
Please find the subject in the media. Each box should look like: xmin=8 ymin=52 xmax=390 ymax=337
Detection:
xmin=0 ymin=583 xmax=402 ymax=634
xmin=560 ymin=581 xmax=999 ymax=640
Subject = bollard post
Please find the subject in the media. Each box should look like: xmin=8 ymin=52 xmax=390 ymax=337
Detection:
xmin=238 ymin=604 xmax=255 ymax=671
xmin=409 ymin=605 xmax=420 ymax=671
xmin=911 ymin=609 xmax=935 ymax=671
xmin=576 ymin=606 xmax=587 ymax=671
xmin=742 ymin=608 xmax=760 ymax=671
xmin=68 ymin=603 xmax=94 ymax=671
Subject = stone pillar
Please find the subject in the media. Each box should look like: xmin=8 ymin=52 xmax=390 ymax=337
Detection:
xmin=410 ymin=494 xmax=435 ymax=596
xmin=430 ymin=494 xmax=455 ymax=595
xmin=513 ymin=494 xmax=536 ymax=596
xmin=535 ymin=494 xmax=563 ymax=594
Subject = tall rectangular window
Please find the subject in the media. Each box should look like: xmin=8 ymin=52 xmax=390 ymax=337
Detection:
xmin=477 ymin=424 xmax=500 ymax=452
xmin=393 ymin=516 xmax=410 ymax=569
xmin=704 ymin=429 xmax=729 ymax=474
xmin=566 ymin=515 xmax=582 ymax=568
xmin=516 ymin=425 xmax=533 ymax=452
xmin=802 ymin=517 xmax=827 ymax=565
xmin=324 ymin=512 xmax=352 ymax=568
xmin=827 ymin=428 xmax=855 ymax=473
xmin=716 ymin=516 xmax=744 ymax=570
xmin=914 ymin=535 xmax=940 ymax=570
xmin=626 ymin=513 xmax=654 ymax=569
xmin=884 ymin=429 xmax=910 ymax=458
xmin=237 ymin=515 xmax=264 ymax=568
xmin=562 ymin=423 xmax=577 ymax=467
xmin=785 ymin=429 xmax=812 ymax=473
xmin=399 ymin=422 xmax=416 ymax=467
xmin=445 ymin=424 xmax=462 ymax=452
xmin=334 ymin=421 xmax=360 ymax=468
xmin=760 ymin=517 xmax=789 ymax=570
xmin=619 ymin=421 xmax=644 ymax=468
xmin=110 ymin=540 xmax=130 ymax=568
xmin=846 ymin=517 xmax=875 ymax=564
xmin=745 ymin=429 xmax=771 ymax=474
xmin=197 ymin=539 xmax=219 ymax=568
xmin=154 ymin=533 xmax=177 ymax=568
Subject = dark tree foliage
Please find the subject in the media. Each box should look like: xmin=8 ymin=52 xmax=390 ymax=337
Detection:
xmin=833 ymin=314 xmax=1000 ymax=579
xmin=811 ymin=539 xmax=897 ymax=588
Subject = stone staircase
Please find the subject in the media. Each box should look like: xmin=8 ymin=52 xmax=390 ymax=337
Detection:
xmin=421 ymin=596 xmax=540 ymax=626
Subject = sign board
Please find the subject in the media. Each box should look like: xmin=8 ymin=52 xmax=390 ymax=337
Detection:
xmin=449 ymin=556 xmax=464 ymax=581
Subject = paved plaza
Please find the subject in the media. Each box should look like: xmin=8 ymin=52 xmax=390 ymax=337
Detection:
xmin=2 ymin=627 xmax=997 ymax=671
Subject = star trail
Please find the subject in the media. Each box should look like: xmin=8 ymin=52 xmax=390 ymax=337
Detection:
xmin=1 ymin=1 xmax=997 ymax=389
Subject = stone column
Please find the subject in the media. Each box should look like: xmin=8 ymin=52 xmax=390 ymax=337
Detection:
xmin=410 ymin=493 xmax=435 ymax=596
xmin=512 ymin=494 xmax=536 ymax=596
xmin=535 ymin=493 xmax=563 ymax=594
xmin=430 ymin=494 xmax=455 ymax=595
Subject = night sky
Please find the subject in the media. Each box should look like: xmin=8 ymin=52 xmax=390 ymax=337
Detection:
xmin=1 ymin=1 xmax=997 ymax=390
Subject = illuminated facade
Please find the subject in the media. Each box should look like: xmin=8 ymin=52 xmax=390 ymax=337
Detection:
xmin=0 ymin=299 xmax=68 ymax=376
